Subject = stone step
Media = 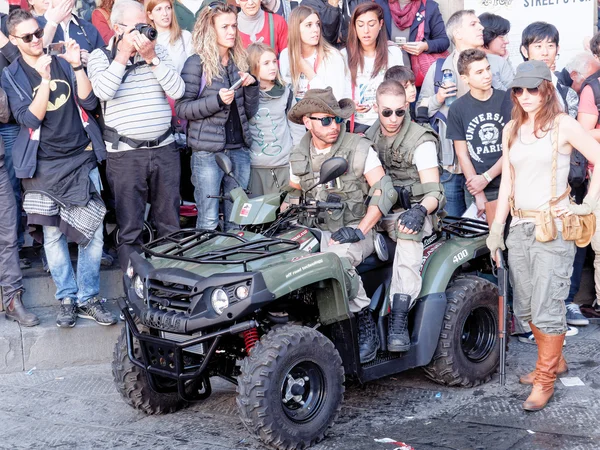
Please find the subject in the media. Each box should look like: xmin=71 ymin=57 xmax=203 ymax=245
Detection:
xmin=19 ymin=265 xmax=124 ymax=309
xmin=0 ymin=301 xmax=123 ymax=374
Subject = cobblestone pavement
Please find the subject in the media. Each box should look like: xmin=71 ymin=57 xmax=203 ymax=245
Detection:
xmin=1 ymin=325 xmax=600 ymax=450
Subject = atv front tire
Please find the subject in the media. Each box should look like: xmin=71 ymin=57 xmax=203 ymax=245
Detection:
xmin=237 ymin=324 xmax=344 ymax=449
xmin=424 ymin=275 xmax=499 ymax=387
xmin=112 ymin=326 xmax=187 ymax=414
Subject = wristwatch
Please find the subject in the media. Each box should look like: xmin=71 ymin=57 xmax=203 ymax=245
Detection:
xmin=150 ymin=56 xmax=160 ymax=67
xmin=482 ymin=171 xmax=492 ymax=183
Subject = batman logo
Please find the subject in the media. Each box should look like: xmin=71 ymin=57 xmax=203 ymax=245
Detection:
xmin=33 ymin=79 xmax=72 ymax=112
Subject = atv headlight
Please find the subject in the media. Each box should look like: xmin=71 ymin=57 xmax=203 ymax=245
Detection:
xmin=126 ymin=260 xmax=134 ymax=279
xmin=211 ymin=288 xmax=229 ymax=315
xmin=235 ymin=285 xmax=249 ymax=300
xmin=133 ymin=275 xmax=144 ymax=299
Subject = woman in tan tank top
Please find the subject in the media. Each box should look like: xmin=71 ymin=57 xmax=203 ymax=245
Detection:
xmin=487 ymin=61 xmax=600 ymax=412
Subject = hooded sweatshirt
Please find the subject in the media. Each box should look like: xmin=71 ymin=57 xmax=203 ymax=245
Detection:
xmin=249 ymin=83 xmax=305 ymax=168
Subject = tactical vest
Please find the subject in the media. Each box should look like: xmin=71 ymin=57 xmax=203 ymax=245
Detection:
xmin=289 ymin=127 xmax=372 ymax=231
xmin=366 ymin=118 xmax=440 ymax=205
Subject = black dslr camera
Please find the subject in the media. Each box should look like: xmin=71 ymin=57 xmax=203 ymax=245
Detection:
xmin=132 ymin=23 xmax=158 ymax=41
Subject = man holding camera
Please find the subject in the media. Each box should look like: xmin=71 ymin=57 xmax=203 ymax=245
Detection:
xmin=88 ymin=0 xmax=185 ymax=272
xmin=2 ymin=9 xmax=115 ymax=328
xmin=366 ymin=80 xmax=444 ymax=353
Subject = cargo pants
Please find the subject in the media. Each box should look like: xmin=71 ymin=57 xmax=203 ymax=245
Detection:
xmin=320 ymin=228 xmax=375 ymax=313
xmin=380 ymin=209 xmax=434 ymax=308
xmin=590 ymin=206 xmax=600 ymax=304
xmin=506 ymin=222 xmax=575 ymax=335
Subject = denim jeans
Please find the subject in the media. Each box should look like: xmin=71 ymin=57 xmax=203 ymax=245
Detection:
xmin=0 ymin=123 xmax=23 ymax=249
xmin=191 ymin=148 xmax=251 ymax=231
xmin=0 ymin=164 xmax=22 ymax=306
xmin=440 ymin=170 xmax=466 ymax=217
xmin=43 ymin=168 xmax=103 ymax=305
xmin=107 ymin=145 xmax=181 ymax=271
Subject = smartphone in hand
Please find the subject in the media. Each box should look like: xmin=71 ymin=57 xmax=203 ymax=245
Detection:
xmin=229 ymin=77 xmax=244 ymax=91
xmin=45 ymin=42 xmax=65 ymax=56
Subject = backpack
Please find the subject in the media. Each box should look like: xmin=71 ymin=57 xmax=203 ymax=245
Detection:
xmin=556 ymin=79 xmax=588 ymax=189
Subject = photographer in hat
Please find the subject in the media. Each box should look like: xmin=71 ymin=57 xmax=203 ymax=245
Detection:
xmin=287 ymin=86 xmax=397 ymax=364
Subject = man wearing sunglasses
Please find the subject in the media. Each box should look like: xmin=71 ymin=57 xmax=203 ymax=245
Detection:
xmin=366 ymin=80 xmax=443 ymax=353
xmin=2 ymin=8 xmax=116 ymax=328
xmin=287 ymin=87 xmax=398 ymax=364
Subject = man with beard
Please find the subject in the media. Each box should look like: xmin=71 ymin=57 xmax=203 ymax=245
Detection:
xmin=287 ymin=87 xmax=397 ymax=363
xmin=365 ymin=80 xmax=443 ymax=353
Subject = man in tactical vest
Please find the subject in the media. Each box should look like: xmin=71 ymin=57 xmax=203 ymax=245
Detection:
xmin=366 ymin=80 xmax=445 ymax=352
xmin=287 ymin=87 xmax=398 ymax=364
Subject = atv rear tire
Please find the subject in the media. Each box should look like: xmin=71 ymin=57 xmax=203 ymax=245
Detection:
xmin=237 ymin=324 xmax=344 ymax=449
xmin=424 ymin=275 xmax=499 ymax=387
xmin=112 ymin=326 xmax=187 ymax=414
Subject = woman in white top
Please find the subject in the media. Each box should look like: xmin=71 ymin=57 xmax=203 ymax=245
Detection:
xmin=146 ymin=0 xmax=193 ymax=74
xmin=342 ymin=2 xmax=404 ymax=132
xmin=279 ymin=5 xmax=349 ymax=101
xmin=487 ymin=61 xmax=600 ymax=412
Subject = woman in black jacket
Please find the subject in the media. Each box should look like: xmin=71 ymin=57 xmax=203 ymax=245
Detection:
xmin=175 ymin=3 xmax=259 ymax=231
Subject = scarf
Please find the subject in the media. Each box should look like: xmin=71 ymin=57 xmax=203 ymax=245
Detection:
xmin=388 ymin=0 xmax=421 ymax=31
xmin=238 ymin=10 xmax=265 ymax=43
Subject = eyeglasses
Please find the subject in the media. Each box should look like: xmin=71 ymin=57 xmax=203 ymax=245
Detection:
xmin=512 ymin=87 xmax=540 ymax=97
xmin=11 ymin=28 xmax=44 ymax=43
xmin=381 ymin=108 xmax=406 ymax=118
xmin=307 ymin=116 xmax=344 ymax=126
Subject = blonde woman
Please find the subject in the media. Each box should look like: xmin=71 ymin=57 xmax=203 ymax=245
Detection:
xmin=279 ymin=5 xmax=349 ymax=101
xmin=175 ymin=3 xmax=259 ymax=231
xmin=146 ymin=0 xmax=193 ymax=74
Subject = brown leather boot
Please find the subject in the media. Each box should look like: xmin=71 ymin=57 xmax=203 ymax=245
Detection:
xmin=519 ymin=354 xmax=568 ymax=385
xmin=5 ymin=292 xmax=40 ymax=327
xmin=522 ymin=324 xmax=565 ymax=411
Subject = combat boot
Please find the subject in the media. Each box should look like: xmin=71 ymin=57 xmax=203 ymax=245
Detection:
xmin=5 ymin=292 xmax=40 ymax=327
xmin=388 ymin=294 xmax=411 ymax=352
xmin=357 ymin=308 xmax=379 ymax=364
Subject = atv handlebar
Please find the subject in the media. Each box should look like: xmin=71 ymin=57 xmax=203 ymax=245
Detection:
xmin=315 ymin=201 xmax=344 ymax=210
xmin=207 ymin=194 xmax=232 ymax=200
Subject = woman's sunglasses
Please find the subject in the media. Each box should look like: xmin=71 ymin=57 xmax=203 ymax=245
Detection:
xmin=512 ymin=87 xmax=540 ymax=97
xmin=381 ymin=108 xmax=406 ymax=118
xmin=308 ymin=116 xmax=344 ymax=126
xmin=11 ymin=28 xmax=44 ymax=44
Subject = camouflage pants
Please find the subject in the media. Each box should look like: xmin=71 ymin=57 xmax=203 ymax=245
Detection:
xmin=380 ymin=210 xmax=433 ymax=308
xmin=506 ymin=222 xmax=575 ymax=335
xmin=320 ymin=228 xmax=375 ymax=312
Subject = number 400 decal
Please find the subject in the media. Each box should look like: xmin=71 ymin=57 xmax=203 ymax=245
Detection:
xmin=452 ymin=249 xmax=468 ymax=264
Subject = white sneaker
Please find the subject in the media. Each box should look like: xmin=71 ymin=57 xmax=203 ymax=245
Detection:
xmin=566 ymin=303 xmax=590 ymax=326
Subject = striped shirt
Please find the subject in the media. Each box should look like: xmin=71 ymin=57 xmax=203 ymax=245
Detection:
xmin=88 ymin=42 xmax=185 ymax=151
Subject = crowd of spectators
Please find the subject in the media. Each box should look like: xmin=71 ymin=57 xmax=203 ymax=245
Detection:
xmin=0 ymin=0 xmax=599 ymax=375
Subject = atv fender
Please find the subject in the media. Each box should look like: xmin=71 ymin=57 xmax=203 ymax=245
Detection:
xmin=260 ymin=252 xmax=352 ymax=325
xmin=419 ymin=236 xmax=489 ymax=297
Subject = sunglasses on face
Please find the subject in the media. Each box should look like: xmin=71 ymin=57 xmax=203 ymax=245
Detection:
xmin=381 ymin=108 xmax=406 ymax=118
xmin=12 ymin=28 xmax=44 ymax=43
xmin=308 ymin=116 xmax=344 ymax=126
xmin=512 ymin=86 xmax=540 ymax=97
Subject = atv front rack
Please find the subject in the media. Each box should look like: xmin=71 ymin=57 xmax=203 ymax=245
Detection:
xmin=142 ymin=229 xmax=300 ymax=271
xmin=441 ymin=216 xmax=489 ymax=238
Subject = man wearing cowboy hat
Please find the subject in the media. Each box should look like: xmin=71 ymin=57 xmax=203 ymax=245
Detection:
xmin=366 ymin=80 xmax=444 ymax=353
xmin=287 ymin=87 xmax=397 ymax=364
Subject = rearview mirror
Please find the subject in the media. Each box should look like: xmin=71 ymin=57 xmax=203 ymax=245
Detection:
xmin=215 ymin=153 xmax=234 ymax=176
xmin=318 ymin=157 xmax=348 ymax=186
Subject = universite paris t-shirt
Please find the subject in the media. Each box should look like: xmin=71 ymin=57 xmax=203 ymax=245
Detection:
xmin=446 ymin=88 xmax=506 ymax=190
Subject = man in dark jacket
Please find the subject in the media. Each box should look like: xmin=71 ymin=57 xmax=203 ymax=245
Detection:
xmin=88 ymin=0 xmax=185 ymax=271
xmin=0 ymin=85 xmax=39 ymax=327
xmin=2 ymin=8 xmax=116 ymax=328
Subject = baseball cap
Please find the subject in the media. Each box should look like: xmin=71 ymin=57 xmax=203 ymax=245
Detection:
xmin=509 ymin=60 xmax=553 ymax=89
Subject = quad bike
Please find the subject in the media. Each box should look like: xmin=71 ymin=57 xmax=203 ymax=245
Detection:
xmin=113 ymin=155 xmax=500 ymax=449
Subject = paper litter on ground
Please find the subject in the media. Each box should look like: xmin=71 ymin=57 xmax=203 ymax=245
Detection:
xmin=560 ymin=377 xmax=585 ymax=387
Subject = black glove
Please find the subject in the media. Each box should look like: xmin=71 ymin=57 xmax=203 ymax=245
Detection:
xmin=331 ymin=227 xmax=365 ymax=244
xmin=398 ymin=204 xmax=427 ymax=233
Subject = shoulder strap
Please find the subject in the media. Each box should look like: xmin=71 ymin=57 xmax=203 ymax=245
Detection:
xmin=550 ymin=114 xmax=571 ymax=205
xmin=433 ymin=58 xmax=445 ymax=94
xmin=268 ymin=13 xmax=275 ymax=50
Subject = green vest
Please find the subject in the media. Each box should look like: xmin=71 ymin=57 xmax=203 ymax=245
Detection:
xmin=290 ymin=127 xmax=372 ymax=231
xmin=366 ymin=118 xmax=440 ymax=204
